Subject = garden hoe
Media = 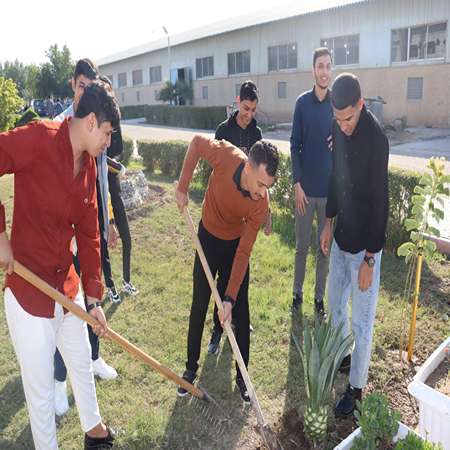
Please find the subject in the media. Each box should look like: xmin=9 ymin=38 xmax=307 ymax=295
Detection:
xmin=182 ymin=208 xmax=283 ymax=450
xmin=12 ymin=261 xmax=229 ymax=434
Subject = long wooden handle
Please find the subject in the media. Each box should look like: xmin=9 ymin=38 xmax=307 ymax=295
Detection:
xmin=182 ymin=209 xmax=268 ymax=428
xmin=13 ymin=261 xmax=206 ymax=400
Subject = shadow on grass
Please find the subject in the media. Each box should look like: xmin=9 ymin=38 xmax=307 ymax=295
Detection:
xmin=159 ymin=339 xmax=249 ymax=449
xmin=0 ymin=376 xmax=34 ymax=449
xmin=0 ymin=376 xmax=26 ymax=435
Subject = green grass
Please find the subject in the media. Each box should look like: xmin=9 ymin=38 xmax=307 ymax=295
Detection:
xmin=0 ymin=172 xmax=449 ymax=449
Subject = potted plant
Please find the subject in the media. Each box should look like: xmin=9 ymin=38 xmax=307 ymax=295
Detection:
xmin=334 ymin=393 xmax=444 ymax=450
xmin=408 ymin=337 xmax=450 ymax=449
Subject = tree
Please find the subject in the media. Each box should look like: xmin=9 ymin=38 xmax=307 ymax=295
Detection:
xmin=0 ymin=76 xmax=23 ymax=131
xmin=157 ymin=80 xmax=193 ymax=106
xmin=29 ymin=44 xmax=74 ymax=99
xmin=0 ymin=60 xmax=27 ymax=97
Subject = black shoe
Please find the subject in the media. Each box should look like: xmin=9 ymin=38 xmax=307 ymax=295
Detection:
xmin=314 ymin=299 xmax=327 ymax=320
xmin=292 ymin=293 xmax=303 ymax=313
xmin=176 ymin=369 xmax=196 ymax=397
xmin=207 ymin=327 xmax=222 ymax=355
xmin=236 ymin=376 xmax=250 ymax=403
xmin=335 ymin=384 xmax=362 ymax=418
xmin=84 ymin=426 xmax=115 ymax=449
xmin=339 ymin=355 xmax=351 ymax=374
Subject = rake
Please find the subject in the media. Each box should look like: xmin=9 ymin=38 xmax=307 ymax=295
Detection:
xmin=182 ymin=208 xmax=282 ymax=450
xmin=12 ymin=260 xmax=229 ymax=432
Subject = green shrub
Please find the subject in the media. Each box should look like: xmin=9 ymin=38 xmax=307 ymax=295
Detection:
xmin=120 ymin=105 xmax=148 ymax=120
xmin=394 ymin=432 xmax=444 ymax=449
xmin=353 ymin=393 xmax=401 ymax=450
xmin=137 ymin=140 xmax=188 ymax=177
xmin=15 ymin=108 xmax=40 ymax=128
xmin=0 ymin=76 xmax=23 ymax=131
xmin=387 ymin=168 xmax=421 ymax=251
xmin=122 ymin=137 xmax=134 ymax=166
xmin=144 ymin=105 xmax=226 ymax=130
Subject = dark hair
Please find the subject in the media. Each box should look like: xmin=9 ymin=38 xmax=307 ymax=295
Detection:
xmin=331 ymin=73 xmax=361 ymax=110
xmin=248 ymin=140 xmax=279 ymax=177
xmin=99 ymin=74 xmax=112 ymax=88
xmin=74 ymin=58 xmax=99 ymax=81
xmin=313 ymin=47 xmax=332 ymax=66
xmin=239 ymin=80 xmax=258 ymax=102
xmin=75 ymin=80 xmax=121 ymax=129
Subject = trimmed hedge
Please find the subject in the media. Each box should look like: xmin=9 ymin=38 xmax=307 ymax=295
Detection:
xmin=137 ymin=141 xmax=421 ymax=251
xmin=120 ymin=105 xmax=148 ymax=120
xmin=122 ymin=137 xmax=134 ymax=166
xmin=144 ymin=105 xmax=227 ymax=130
xmin=137 ymin=140 xmax=188 ymax=177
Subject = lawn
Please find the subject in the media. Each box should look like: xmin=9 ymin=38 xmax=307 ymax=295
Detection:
xmin=0 ymin=171 xmax=449 ymax=449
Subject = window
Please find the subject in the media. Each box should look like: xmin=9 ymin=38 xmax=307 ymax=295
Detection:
xmin=150 ymin=66 xmax=162 ymax=84
xmin=132 ymin=69 xmax=143 ymax=86
xmin=268 ymin=44 xmax=297 ymax=71
xmin=391 ymin=22 xmax=447 ymax=63
xmin=407 ymin=77 xmax=423 ymax=100
xmin=196 ymin=56 xmax=214 ymax=78
xmin=202 ymin=86 xmax=208 ymax=100
xmin=118 ymin=72 xmax=127 ymax=88
xmin=278 ymin=81 xmax=287 ymax=99
xmin=321 ymin=35 xmax=359 ymax=65
xmin=228 ymin=50 xmax=250 ymax=75
xmin=136 ymin=91 xmax=140 ymax=102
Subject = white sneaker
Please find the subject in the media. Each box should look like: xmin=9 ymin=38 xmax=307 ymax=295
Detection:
xmin=54 ymin=380 xmax=69 ymax=416
xmin=92 ymin=357 xmax=118 ymax=380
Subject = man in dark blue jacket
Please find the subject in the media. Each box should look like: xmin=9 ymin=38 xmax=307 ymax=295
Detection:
xmin=290 ymin=47 xmax=333 ymax=318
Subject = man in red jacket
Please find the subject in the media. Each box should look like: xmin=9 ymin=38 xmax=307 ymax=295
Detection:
xmin=0 ymin=81 xmax=119 ymax=450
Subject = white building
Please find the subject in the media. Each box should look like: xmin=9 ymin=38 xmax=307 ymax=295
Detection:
xmin=99 ymin=0 xmax=450 ymax=127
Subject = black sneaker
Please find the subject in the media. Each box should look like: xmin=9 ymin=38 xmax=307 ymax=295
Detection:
xmin=107 ymin=287 xmax=121 ymax=304
xmin=292 ymin=293 xmax=303 ymax=313
xmin=339 ymin=355 xmax=351 ymax=374
xmin=207 ymin=327 xmax=222 ymax=355
xmin=84 ymin=426 xmax=115 ymax=449
xmin=176 ymin=369 xmax=196 ymax=397
xmin=314 ymin=299 xmax=327 ymax=320
xmin=236 ymin=376 xmax=250 ymax=403
xmin=335 ymin=384 xmax=362 ymax=418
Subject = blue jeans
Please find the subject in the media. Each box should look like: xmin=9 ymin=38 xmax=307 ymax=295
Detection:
xmin=327 ymin=240 xmax=382 ymax=389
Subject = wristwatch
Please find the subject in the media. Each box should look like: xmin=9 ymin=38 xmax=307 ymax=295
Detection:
xmin=364 ymin=255 xmax=375 ymax=268
xmin=87 ymin=302 xmax=102 ymax=311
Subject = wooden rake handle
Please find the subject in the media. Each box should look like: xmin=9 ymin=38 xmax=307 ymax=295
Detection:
xmin=13 ymin=261 xmax=207 ymax=401
xmin=182 ymin=209 xmax=268 ymax=428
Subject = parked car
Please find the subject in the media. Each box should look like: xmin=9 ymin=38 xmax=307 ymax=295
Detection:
xmin=30 ymin=99 xmax=47 ymax=117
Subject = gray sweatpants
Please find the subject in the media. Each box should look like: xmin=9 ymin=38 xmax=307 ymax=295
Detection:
xmin=293 ymin=196 xmax=329 ymax=301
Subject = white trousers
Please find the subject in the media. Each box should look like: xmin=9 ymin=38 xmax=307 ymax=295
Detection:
xmin=4 ymin=287 xmax=101 ymax=450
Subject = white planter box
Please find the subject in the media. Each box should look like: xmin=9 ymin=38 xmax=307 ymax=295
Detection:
xmin=333 ymin=422 xmax=414 ymax=450
xmin=408 ymin=336 xmax=450 ymax=450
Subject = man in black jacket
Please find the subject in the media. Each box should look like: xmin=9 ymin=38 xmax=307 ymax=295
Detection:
xmin=320 ymin=73 xmax=389 ymax=418
xmin=207 ymin=81 xmax=269 ymax=355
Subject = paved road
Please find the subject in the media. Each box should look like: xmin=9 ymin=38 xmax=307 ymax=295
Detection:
xmin=122 ymin=121 xmax=450 ymax=241
xmin=122 ymin=121 xmax=450 ymax=173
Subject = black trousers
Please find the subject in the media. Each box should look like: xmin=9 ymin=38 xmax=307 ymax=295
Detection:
xmin=108 ymin=171 xmax=132 ymax=283
xmin=186 ymin=221 xmax=250 ymax=379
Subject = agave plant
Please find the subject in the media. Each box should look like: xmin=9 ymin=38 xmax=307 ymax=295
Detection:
xmin=293 ymin=319 xmax=353 ymax=448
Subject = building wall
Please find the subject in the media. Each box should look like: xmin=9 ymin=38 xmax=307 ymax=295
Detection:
xmin=99 ymin=0 xmax=450 ymax=127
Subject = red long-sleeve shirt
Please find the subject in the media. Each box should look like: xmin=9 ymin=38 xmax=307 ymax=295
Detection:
xmin=0 ymin=119 xmax=103 ymax=318
xmin=178 ymin=135 xmax=269 ymax=301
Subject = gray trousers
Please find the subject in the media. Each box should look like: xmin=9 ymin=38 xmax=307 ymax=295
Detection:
xmin=293 ymin=196 xmax=329 ymax=301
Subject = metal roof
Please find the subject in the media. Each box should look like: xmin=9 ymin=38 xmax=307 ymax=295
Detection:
xmin=98 ymin=0 xmax=368 ymax=66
